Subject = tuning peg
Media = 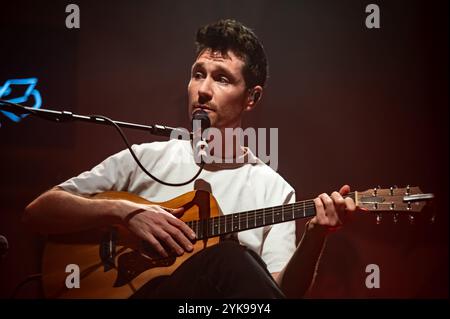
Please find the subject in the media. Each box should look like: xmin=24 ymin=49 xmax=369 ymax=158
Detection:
xmin=373 ymin=187 xmax=377 ymax=196
xmin=406 ymin=185 xmax=411 ymax=195
xmin=408 ymin=214 xmax=415 ymax=224
xmin=393 ymin=213 xmax=399 ymax=224
xmin=376 ymin=213 xmax=382 ymax=225
xmin=390 ymin=186 xmax=395 ymax=196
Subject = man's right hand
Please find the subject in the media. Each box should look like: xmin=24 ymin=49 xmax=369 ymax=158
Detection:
xmin=117 ymin=200 xmax=197 ymax=258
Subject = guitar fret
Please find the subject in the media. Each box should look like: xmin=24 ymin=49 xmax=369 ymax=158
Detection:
xmin=275 ymin=206 xmax=282 ymax=223
xmin=239 ymin=213 xmax=245 ymax=231
xmin=303 ymin=201 xmax=306 ymax=217
xmin=282 ymin=205 xmax=284 ymax=222
xmin=252 ymin=210 xmax=256 ymax=227
xmin=292 ymin=204 xmax=295 ymax=219
xmin=223 ymin=215 xmax=226 ymax=234
xmin=256 ymin=210 xmax=263 ymax=227
xmin=272 ymin=207 xmax=274 ymax=224
xmin=213 ymin=218 xmax=218 ymax=236
xmin=246 ymin=211 xmax=248 ymax=230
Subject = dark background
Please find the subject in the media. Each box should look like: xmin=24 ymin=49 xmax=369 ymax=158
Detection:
xmin=0 ymin=0 xmax=448 ymax=298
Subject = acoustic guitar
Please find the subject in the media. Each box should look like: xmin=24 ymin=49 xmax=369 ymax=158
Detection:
xmin=41 ymin=186 xmax=433 ymax=298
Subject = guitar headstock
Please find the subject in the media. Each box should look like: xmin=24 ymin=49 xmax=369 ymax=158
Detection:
xmin=355 ymin=186 xmax=434 ymax=224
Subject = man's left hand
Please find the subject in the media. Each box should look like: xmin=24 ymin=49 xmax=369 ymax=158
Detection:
xmin=308 ymin=184 xmax=356 ymax=235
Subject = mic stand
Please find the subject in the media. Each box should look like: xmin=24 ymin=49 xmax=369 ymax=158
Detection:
xmin=0 ymin=99 xmax=192 ymax=139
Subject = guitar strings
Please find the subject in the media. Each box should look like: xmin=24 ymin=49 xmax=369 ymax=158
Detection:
xmin=186 ymin=192 xmax=357 ymax=233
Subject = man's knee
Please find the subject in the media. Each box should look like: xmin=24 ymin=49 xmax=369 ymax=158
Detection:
xmin=208 ymin=240 xmax=247 ymax=258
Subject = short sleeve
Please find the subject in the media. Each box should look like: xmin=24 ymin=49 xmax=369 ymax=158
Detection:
xmin=57 ymin=145 xmax=139 ymax=195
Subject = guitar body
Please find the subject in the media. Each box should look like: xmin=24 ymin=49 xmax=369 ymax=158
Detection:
xmin=42 ymin=190 xmax=221 ymax=299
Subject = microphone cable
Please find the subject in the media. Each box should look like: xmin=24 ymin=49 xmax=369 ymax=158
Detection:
xmin=89 ymin=114 xmax=205 ymax=187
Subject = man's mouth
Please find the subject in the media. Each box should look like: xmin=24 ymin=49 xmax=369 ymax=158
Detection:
xmin=193 ymin=104 xmax=214 ymax=113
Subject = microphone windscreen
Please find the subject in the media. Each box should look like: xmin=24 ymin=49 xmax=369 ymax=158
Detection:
xmin=192 ymin=109 xmax=211 ymax=130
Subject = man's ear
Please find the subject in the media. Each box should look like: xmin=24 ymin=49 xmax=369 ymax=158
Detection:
xmin=245 ymin=86 xmax=263 ymax=111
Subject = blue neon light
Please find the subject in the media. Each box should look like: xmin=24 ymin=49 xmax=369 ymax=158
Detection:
xmin=0 ymin=78 xmax=42 ymax=122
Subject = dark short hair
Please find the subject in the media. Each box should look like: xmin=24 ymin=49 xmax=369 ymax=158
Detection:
xmin=195 ymin=19 xmax=268 ymax=88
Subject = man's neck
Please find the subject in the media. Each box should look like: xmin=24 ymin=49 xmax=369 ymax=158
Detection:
xmin=191 ymin=122 xmax=250 ymax=162
xmin=217 ymin=125 xmax=246 ymax=160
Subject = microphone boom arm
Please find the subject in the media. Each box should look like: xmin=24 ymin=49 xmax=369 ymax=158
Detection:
xmin=0 ymin=99 xmax=191 ymax=139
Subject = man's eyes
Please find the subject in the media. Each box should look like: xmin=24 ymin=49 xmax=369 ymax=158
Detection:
xmin=192 ymin=71 xmax=231 ymax=84
xmin=217 ymin=76 xmax=230 ymax=84
xmin=193 ymin=72 xmax=204 ymax=79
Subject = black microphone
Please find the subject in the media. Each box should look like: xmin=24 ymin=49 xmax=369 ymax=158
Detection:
xmin=191 ymin=109 xmax=211 ymax=133
xmin=191 ymin=110 xmax=211 ymax=163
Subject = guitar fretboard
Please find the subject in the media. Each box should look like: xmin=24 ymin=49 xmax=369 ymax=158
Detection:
xmin=186 ymin=192 xmax=355 ymax=240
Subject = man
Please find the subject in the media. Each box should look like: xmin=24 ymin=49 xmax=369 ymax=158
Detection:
xmin=24 ymin=19 xmax=356 ymax=298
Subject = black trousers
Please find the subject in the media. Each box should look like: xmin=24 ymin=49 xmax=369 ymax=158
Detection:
xmin=131 ymin=240 xmax=285 ymax=299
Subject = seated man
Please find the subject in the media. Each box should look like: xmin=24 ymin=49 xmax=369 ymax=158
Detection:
xmin=24 ymin=19 xmax=356 ymax=298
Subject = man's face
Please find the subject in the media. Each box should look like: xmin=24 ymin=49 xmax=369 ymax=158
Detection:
xmin=188 ymin=49 xmax=249 ymax=130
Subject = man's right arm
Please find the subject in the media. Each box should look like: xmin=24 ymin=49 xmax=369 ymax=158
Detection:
xmin=23 ymin=187 xmax=196 ymax=257
xmin=23 ymin=187 xmax=126 ymax=235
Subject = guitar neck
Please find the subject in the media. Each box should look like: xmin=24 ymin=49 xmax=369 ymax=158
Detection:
xmin=186 ymin=192 xmax=356 ymax=240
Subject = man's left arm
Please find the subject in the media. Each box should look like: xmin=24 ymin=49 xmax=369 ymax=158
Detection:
xmin=273 ymin=185 xmax=356 ymax=298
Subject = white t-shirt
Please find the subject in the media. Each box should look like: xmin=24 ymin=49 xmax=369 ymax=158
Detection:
xmin=58 ymin=139 xmax=297 ymax=273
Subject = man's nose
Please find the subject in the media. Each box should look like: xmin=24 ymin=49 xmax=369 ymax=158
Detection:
xmin=198 ymin=78 xmax=213 ymax=103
